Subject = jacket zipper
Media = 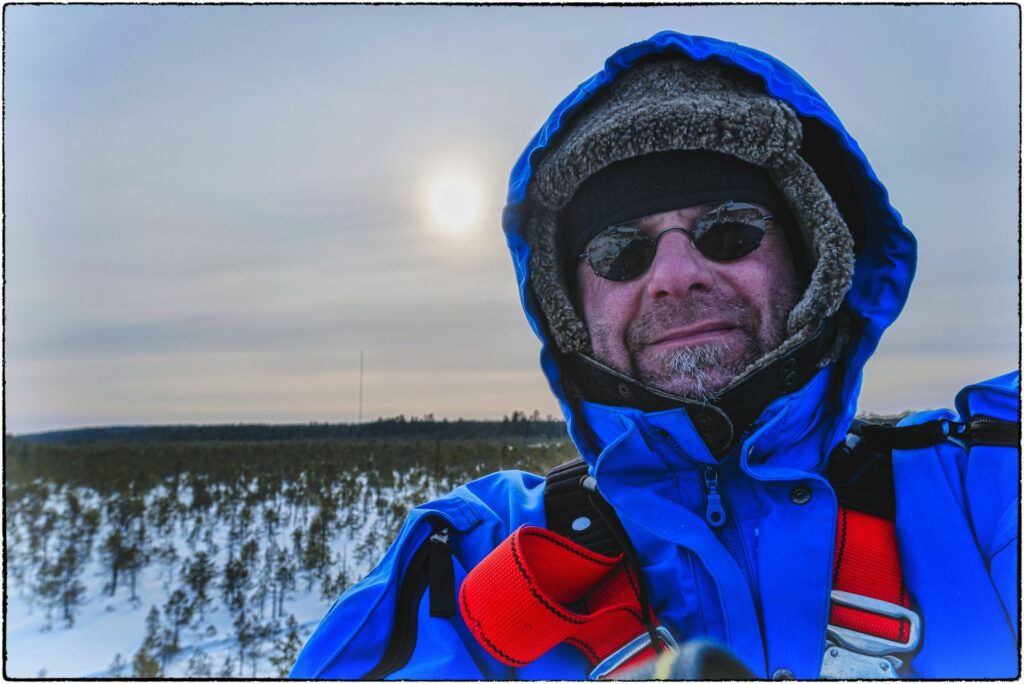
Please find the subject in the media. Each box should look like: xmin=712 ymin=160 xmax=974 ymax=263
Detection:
xmin=702 ymin=466 xmax=757 ymax=608
xmin=651 ymin=428 xmax=729 ymax=530
xmin=703 ymin=466 xmax=727 ymax=528
xmin=652 ymin=429 xmax=759 ymax=618
xmin=362 ymin=519 xmax=452 ymax=680
xmin=966 ymin=415 xmax=1020 ymax=447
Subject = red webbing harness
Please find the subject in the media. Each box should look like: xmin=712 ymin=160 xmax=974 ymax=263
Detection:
xmin=459 ymin=526 xmax=662 ymax=673
xmin=830 ymin=506 xmax=912 ymax=644
xmin=459 ymin=507 xmax=917 ymax=676
xmin=458 ymin=417 xmax=935 ymax=677
xmin=453 ymin=415 xmax=1024 ymax=674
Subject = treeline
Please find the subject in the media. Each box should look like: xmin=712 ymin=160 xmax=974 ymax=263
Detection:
xmin=5 ymin=435 xmax=567 ymax=496
xmin=14 ymin=411 xmax=567 ymax=445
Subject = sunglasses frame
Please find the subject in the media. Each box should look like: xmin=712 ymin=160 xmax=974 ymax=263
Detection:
xmin=578 ymin=201 xmax=775 ymax=282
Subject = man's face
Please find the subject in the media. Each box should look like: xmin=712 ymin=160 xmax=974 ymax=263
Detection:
xmin=576 ymin=204 xmax=802 ymax=399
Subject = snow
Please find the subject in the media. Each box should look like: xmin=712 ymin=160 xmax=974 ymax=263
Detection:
xmin=5 ymin=474 xmax=396 ymax=677
xmin=5 ymin=437 xmax=566 ymax=677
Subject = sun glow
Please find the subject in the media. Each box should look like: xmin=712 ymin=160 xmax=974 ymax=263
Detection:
xmin=421 ymin=164 xmax=486 ymax=236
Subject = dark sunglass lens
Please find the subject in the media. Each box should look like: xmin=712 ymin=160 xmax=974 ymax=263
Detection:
xmin=587 ymin=228 xmax=655 ymax=281
xmin=695 ymin=221 xmax=764 ymax=260
xmin=694 ymin=206 xmax=766 ymax=260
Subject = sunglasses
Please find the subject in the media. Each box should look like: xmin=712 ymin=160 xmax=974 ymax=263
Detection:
xmin=578 ymin=202 xmax=774 ymax=281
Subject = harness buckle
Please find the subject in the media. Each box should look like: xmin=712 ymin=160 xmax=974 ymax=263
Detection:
xmin=828 ymin=590 xmax=921 ymax=656
xmin=588 ymin=626 xmax=677 ymax=680
xmin=821 ymin=641 xmax=901 ymax=679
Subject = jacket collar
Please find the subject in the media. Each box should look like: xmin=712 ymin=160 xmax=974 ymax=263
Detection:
xmin=578 ymin=363 xmax=851 ymax=481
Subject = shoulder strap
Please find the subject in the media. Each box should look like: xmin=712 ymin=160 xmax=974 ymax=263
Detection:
xmin=544 ymin=457 xmax=625 ymax=557
xmin=543 ymin=458 xmax=667 ymax=669
xmin=826 ymin=414 xmax=1021 ymax=520
xmin=825 ymin=422 xmax=919 ymax=670
xmin=857 ymin=415 xmax=1020 ymax=451
xmin=826 ymin=420 xmax=896 ymax=519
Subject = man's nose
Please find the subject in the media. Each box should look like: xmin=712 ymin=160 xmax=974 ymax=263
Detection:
xmin=644 ymin=230 xmax=716 ymax=298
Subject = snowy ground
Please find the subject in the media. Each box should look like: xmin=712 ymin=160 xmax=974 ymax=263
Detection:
xmin=5 ymin=476 xmax=406 ymax=677
xmin=4 ymin=437 xmax=569 ymax=678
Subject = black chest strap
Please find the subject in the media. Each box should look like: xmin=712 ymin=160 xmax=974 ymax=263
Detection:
xmin=825 ymin=414 xmax=1021 ymax=520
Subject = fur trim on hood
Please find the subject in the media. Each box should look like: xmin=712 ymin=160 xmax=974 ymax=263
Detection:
xmin=522 ymin=55 xmax=855 ymax=399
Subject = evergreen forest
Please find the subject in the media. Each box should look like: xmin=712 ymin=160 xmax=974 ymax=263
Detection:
xmin=5 ymin=417 xmax=574 ymax=678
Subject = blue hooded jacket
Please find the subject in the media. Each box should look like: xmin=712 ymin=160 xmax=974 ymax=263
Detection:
xmin=291 ymin=32 xmax=1019 ymax=679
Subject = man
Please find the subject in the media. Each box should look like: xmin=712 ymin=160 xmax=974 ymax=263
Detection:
xmin=291 ymin=31 xmax=1018 ymax=679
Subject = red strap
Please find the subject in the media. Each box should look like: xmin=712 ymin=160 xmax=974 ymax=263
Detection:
xmin=830 ymin=506 xmax=911 ymax=643
xmin=462 ymin=506 xmax=912 ymax=671
xmin=459 ymin=526 xmax=656 ymax=667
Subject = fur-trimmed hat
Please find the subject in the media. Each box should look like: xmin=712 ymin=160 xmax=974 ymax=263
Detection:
xmin=522 ymin=55 xmax=855 ymax=398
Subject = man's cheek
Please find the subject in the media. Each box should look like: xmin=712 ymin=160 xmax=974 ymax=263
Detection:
xmin=589 ymin=320 xmax=631 ymax=373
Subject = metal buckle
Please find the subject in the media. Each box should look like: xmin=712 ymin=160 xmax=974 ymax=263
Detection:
xmin=822 ymin=641 xmax=901 ymax=679
xmin=588 ymin=626 xmax=677 ymax=680
xmin=828 ymin=590 xmax=921 ymax=657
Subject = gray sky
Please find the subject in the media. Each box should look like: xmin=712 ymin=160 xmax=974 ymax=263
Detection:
xmin=5 ymin=4 xmax=1020 ymax=434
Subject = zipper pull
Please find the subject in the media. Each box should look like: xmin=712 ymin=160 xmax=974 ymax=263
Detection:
xmin=703 ymin=467 xmax=726 ymax=528
xmin=429 ymin=526 xmax=455 ymax=617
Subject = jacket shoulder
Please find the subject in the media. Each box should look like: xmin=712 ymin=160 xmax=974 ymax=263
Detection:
xmin=290 ymin=469 xmax=547 ymax=679
xmin=892 ymin=371 xmax=1019 ymax=677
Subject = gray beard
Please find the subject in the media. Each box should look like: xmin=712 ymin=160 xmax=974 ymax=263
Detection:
xmin=622 ymin=288 xmax=795 ymax=400
xmin=662 ymin=342 xmax=735 ymax=401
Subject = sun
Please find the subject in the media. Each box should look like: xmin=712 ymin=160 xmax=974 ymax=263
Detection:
xmin=421 ymin=164 xmax=486 ymax=236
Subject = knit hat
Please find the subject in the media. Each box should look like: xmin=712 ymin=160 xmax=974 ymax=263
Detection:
xmin=522 ymin=55 xmax=855 ymax=399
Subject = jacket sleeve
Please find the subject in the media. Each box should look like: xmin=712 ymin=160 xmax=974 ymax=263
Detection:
xmin=289 ymin=471 xmax=546 ymax=679
xmin=287 ymin=506 xmax=427 ymax=678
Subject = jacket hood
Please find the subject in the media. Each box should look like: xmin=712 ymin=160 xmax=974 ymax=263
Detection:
xmin=501 ymin=32 xmax=916 ymax=463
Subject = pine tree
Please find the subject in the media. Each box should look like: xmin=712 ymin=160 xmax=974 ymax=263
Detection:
xmin=182 ymin=551 xmax=214 ymax=620
xmin=232 ymin=611 xmax=255 ymax=676
xmin=184 ymin=650 xmax=213 ymax=677
xmin=132 ymin=605 xmax=165 ymax=676
xmin=107 ymin=653 xmax=127 ymax=677
xmin=55 ymin=540 xmax=85 ymax=627
xmin=34 ymin=558 xmax=62 ymax=630
xmin=222 ymin=556 xmax=250 ymax=614
xmin=133 ymin=647 xmax=162 ymax=679
xmin=245 ymin=616 xmax=274 ymax=677
xmin=101 ymin=528 xmax=126 ymax=596
xmin=164 ymin=589 xmax=194 ymax=654
xmin=80 ymin=507 xmax=101 ymax=555
xmin=273 ymin=547 xmax=296 ymax=619
xmin=218 ymin=654 xmax=236 ymax=678
xmin=268 ymin=615 xmax=304 ymax=677
xmin=302 ymin=512 xmax=330 ymax=587
xmin=132 ymin=649 xmax=161 ymax=678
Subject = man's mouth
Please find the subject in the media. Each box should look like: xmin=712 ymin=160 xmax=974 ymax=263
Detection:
xmin=649 ymin=322 xmax=738 ymax=348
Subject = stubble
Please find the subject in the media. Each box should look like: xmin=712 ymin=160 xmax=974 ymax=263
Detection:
xmin=591 ymin=285 xmax=799 ymax=400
